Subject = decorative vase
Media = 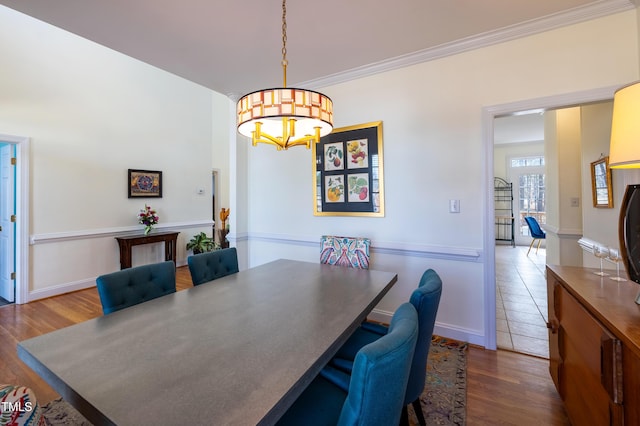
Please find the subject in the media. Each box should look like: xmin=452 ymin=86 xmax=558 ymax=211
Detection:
xmin=144 ymin=225 xmax=153 ymax=235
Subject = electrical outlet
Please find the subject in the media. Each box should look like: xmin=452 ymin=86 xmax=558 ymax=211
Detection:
xmin=570 ymin=197 xmax=580 ymax=207
xmin=449 ymin=199 xmax=460 ymax=213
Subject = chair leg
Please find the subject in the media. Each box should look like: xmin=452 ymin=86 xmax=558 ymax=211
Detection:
xmin=536 ymin=239 xmax=543 ymax=254
xmin=527 ymin=239 xmax=536 ymax=256
xmin=400 ymin=404 xmax=409 ymax=426
xmin=412 ymin=398 xmax=427 ymax=426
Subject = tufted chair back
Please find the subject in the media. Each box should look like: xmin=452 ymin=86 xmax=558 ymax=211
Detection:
xmin=404 ymin=269 xmax=442 ymax=407
xmin=96 ymin=261 xmax=176 ymax=315
xmin=338 ymin=303 xmax=418 ymax=426
xmin=276 ymin=303 xmax=418 ymax=426
xmin=188 ymin=247 xmax=239 ymax=286
xmin=329 ymin=268 xmax=442 ymax=425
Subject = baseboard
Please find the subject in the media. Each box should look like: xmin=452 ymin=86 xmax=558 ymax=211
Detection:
xmin=28 ymin=278 xmax=96 ymax=302
xmin=27 ymin=259 xmax=188 ymax=303
xmin=368 ymin=308 xmax=487 ymax=348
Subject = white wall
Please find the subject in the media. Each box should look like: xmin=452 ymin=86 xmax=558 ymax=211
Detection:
xmin=238 ymin=11 xmax=640 ymax=347
xmin=212 ymin=95 xmax=232 ymax=229
xmin=0 ymin=6 xmax=230 ymax=299
xmin=580 ymin=102 xmax=620 ymax=268
xmin=545 ymin=108 xmax=584 ymax=266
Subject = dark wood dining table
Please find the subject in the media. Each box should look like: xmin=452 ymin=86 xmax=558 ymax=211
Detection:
xmin=17 ymin=259 xmax=397 ymax=425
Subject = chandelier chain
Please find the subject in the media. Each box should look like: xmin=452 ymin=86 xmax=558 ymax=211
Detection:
xmin=281 ymin=0 xmax=288 ymax=68
xmin=236 ymin=0 xmax=333 ymax=150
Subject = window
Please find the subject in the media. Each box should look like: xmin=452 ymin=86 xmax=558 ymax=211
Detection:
xmin=511 ymin=156 xmax=545 ymax=168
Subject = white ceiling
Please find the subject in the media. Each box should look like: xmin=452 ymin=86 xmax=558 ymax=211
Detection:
xmin=494 ymin=113 xmax=545 ymax=145
xmin=0 ymin=0 xmax=635 ymax=100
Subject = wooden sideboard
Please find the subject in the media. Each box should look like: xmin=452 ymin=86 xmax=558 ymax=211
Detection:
xmin=547 ymin=265 xmax=640 ymax=425
xmin=115 ymin=231 xmax=179 ymax=269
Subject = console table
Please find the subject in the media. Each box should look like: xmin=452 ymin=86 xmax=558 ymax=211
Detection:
xmin=115 ymin=231 xmax=179 ymax=269
xmin=547 ymin=265 xmax=640 ymax=425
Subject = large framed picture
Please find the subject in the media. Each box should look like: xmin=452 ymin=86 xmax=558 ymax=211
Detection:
xmin=313 ymin=121 xmax=384 ymax=217
xmin=128 ymin=169 xmax=163 ymax=198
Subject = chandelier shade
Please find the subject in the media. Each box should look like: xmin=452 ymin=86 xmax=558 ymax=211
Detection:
xmin=609 ymin=81 xmax=640 ymax=168
xmin=237 ymin=87 xmax=333 ymax=150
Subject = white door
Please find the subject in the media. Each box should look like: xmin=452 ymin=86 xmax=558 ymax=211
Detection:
xmin=0 ymin=144 xmax=15 ymax=302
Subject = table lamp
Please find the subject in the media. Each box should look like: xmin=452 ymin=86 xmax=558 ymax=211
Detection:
xmin=609 ymin=81 xmax=640 ymax=302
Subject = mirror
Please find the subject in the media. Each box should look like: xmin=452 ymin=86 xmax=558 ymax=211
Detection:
xmin=591 ymin=156 xmax=613 ymax=208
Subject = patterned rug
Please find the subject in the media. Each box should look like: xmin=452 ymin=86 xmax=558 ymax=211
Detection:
xmin=411 ymin=335 xmax=468 ymax=425
xmin=40 ymin=399 xmax=91 ymax=426
xmin=41 ymin=335 xmax=467 ymax=425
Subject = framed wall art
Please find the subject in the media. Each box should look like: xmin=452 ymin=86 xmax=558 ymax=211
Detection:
xmin=128 ymin=169 xmax=163 ymax=198
xmin=313 ymin=121 xmax=384 ymax=217
xmin=590 ymin=156 xmax=613 ymax=208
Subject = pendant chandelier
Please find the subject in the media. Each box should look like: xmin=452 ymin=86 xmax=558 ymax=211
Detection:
xmin=236 ymin=0 xmax=333 ymax=150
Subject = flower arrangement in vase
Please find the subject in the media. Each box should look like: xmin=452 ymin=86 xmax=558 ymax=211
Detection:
xmin=138 ymin=204 xmax=159 ymax=235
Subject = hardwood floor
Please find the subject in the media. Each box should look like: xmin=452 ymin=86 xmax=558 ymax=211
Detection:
xmin=1 ymin=266 xmax=569 ymax=424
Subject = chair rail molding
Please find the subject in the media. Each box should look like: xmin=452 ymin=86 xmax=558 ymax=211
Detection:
xmin=243 ymin=231 xmax=482 ymax=262
xmin=30 ymin=220 xmax=214 ymax=245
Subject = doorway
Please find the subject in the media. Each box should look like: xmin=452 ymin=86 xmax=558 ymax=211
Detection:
xmin=485 ymin=87 xmax=615 ymax=353
xmin=0 ymin=134 xmax=29 ymax=305
xmin=494 ymin=113 xmax=548 ymax=357
xmin=212 ymin=169 xmax=219 ymax=242
xmin=0 ymin=143 xmax=16 ymax=305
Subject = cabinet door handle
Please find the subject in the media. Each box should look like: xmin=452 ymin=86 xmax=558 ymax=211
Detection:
xmin=546 ymin=320 xmax=559 ymax=334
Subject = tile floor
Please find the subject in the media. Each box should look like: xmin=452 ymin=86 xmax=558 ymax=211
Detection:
xmin=495 ymin=244 xmax=549 ymax=358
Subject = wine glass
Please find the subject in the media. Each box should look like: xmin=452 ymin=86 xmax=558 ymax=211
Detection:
xmin=608 ymin=248 xmax=627 ymax=282
xmin=593 ymin=245 xmax=610 ymax=276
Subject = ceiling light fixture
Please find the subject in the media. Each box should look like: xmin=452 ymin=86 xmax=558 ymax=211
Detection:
xmin=236 ymin=0 xmax=333 ymax=150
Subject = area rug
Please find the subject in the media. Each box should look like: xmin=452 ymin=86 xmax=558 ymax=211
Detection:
xmin=41 ymin=335 xmax=467 ymax=426
xmin=41 ymin=399 xmax=91 ymax=426
xmin=409 ymin=335 xmax=468 ymax=426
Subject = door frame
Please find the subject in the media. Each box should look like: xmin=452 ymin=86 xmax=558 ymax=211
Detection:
xmin=482 ymin=85 xmax=617 ymax=350
xmin=0 ymin=134 xmax=30 ymax=304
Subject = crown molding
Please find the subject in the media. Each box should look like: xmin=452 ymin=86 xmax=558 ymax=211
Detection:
xmin=298 ymin=0 xmax=636 ymax=90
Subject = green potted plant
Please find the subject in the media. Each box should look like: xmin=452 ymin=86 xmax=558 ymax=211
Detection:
xmin=186 ymin=232 xmax=218 ymax=254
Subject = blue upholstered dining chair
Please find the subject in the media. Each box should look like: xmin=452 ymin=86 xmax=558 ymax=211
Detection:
xmin=320 ymin=235 xmax=371 ymax=269
xmin=187 ymin=247 xmax=239 ymax=286
xmin=276 ymin=303 xmax=418 ymax=426
xmin=96 ymin=260 xmax=176 ymax=315
xmin=524 ymin=216 xmax=546 ymax=255
xmin=330 ymin=268 xmax=442 ymax=426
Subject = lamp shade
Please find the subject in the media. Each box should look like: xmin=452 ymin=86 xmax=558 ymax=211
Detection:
xmin=609 ymin=81 xmax=640 ymax=169
xmin=236 ymin=87 xmax=333 ymax=148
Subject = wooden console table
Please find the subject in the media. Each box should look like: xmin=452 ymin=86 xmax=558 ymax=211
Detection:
xmin=115 ymin=231 xmax=179 ymax=269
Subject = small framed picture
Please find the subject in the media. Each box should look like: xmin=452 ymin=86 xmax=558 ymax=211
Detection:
xmin=128 ymin=169 xmax=162 ymax=198
xmin=590 ymin=157 xmax=613 ymax=208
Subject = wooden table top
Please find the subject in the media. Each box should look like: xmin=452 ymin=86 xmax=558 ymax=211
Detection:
xmin=18 ymin=259 xmax=397 ymax=426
